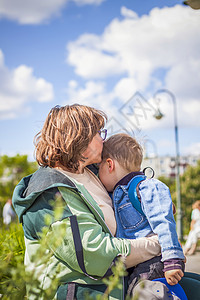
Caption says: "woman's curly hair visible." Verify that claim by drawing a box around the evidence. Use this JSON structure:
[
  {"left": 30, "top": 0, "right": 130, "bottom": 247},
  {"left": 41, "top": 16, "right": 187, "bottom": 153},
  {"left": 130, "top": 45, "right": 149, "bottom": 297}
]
[{"left": 34, "top": 104, "right": 107, "bottom": 172}]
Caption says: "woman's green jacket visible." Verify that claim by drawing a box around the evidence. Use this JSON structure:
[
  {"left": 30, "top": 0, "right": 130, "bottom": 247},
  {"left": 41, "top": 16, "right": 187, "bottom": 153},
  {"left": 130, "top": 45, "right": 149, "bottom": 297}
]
[{"left": 12, "top": 167, "right": 131, "bottom": 300}]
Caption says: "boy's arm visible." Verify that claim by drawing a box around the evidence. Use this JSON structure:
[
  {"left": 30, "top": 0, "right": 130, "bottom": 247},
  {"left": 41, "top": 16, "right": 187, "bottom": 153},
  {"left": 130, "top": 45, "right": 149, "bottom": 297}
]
[{"left": 139, "top": 179, "right": 185, "bottom": 261}]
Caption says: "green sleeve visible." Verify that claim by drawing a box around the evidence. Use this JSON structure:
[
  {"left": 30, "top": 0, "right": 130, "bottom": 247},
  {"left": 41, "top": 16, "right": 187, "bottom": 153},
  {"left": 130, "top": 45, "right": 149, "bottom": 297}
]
[{"left": 47, "top": 187, "right": 131, "bottom": 278}]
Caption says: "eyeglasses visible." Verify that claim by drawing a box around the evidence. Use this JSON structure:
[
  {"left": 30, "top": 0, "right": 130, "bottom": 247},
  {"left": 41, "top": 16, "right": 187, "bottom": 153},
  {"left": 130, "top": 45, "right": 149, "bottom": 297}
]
[{"left": 98, "top": 129, "right": 107, "bottom": 141}]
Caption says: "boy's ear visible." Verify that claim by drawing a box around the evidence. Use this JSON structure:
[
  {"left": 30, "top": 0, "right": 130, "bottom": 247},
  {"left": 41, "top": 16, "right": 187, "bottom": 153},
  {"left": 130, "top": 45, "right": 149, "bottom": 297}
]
[{"left": 106, "top": 158, "right": 115, "bottom": 173}]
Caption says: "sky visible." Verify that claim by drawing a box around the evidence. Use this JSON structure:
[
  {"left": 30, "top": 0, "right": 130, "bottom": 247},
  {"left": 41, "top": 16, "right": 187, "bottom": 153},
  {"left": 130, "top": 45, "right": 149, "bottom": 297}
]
[{"left": 0, "top": 0, "right": 200, "bottom": 160}]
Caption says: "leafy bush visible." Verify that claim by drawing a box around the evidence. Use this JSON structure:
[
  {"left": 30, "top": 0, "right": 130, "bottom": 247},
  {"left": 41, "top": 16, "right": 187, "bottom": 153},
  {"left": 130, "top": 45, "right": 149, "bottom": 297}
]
[
  {"left": 0, "top": 154, "right": 38, "bottom": 221},
  {"left": 159, "top": 160, "right": 200, "bottom": 237},
  {"left": 0, "top": 222, "right": 26, "bottom": 299},
  {"left": 0, "top": 198, "right": 68, "bottom": 300}
]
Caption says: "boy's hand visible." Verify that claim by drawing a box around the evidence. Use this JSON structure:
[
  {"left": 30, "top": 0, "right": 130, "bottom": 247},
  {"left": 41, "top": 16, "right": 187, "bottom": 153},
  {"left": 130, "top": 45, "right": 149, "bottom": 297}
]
[{"left": 164, "top": 269, "right": 184, "bottom": 285}]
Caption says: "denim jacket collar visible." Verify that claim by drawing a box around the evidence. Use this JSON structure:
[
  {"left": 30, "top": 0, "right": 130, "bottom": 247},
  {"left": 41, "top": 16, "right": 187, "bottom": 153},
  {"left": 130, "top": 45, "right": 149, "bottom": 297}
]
[{"left": 114, "top": 171, "right": 144, "bottom": 190}]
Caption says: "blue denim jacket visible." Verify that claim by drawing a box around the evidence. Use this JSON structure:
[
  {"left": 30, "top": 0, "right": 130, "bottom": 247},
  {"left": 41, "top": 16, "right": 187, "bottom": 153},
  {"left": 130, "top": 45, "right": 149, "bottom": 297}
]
[{"left": 113, "top": 175, "right": 184, "bottom": 261}]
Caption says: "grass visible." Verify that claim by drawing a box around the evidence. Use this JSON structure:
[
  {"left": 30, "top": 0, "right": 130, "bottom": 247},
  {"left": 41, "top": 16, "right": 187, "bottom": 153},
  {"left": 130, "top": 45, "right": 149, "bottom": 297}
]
[{"left": 0, "top": 222, "right": 26, "bottom": 299}]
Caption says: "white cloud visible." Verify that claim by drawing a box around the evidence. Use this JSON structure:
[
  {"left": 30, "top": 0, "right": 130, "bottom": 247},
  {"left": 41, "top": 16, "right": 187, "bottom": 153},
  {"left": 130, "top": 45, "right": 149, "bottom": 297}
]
[
  {"left": 0, "top": 0, "right": 105, "bottom": 24},
  {"left": 0, "top": 0, "right": 66, "bottom": 24},
  {"left": 166, "top": 59, "right": 200, "bottom": 100},
  {"left": 183, "top": 142, "right": 200, "bottom": 156},
  {"left": 157, "top": 138, "right": 174, "bottom": 149},
  {"left": 66, "top": 5, "right": 200, "bottom": 128},
  {"left": 74, "top": 0, "right": 105, "bottom": 6},
  {"left": 67, "top": 34, "right": 125, "bottom": 79},
  {"left": 0, "top": 49, "right": 54, "bottom": 120},
  {"left": 65, "top": 79, "right": 115, "bottom": 113},
  {"left": 67, "top": 5, "right": 200, "bottom": 82},
  {"left": 113, "top": 77, "right": 139, "bottom": 101},
  {"left": 67, "top": 79, "right": 106, "bottom": 102},
  {"left": 120, "top": 6, "right": 138, "bottom": 19}
]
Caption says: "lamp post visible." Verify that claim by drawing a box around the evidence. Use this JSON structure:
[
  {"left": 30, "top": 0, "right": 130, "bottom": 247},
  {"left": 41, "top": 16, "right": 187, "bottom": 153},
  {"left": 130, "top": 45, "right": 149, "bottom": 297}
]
[{"left": 153, "top": 89, "right": 183, "bottom": 240}]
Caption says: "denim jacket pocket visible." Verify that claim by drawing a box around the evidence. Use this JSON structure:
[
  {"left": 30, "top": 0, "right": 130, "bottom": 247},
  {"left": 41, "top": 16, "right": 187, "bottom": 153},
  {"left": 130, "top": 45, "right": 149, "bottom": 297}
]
[{"left": 118, "top": 202, "right": 144, "bottom": 229}]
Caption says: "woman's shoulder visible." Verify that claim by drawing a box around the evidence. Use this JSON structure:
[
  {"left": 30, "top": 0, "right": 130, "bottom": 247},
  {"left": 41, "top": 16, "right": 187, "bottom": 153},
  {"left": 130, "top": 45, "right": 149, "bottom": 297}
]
[{"left": 24, "top": 167, "right": 77, "bottom": 196}]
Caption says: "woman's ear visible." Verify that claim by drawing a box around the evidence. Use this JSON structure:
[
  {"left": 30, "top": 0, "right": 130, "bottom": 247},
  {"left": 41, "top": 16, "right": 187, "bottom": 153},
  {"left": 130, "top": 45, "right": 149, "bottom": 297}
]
[{"left": 106, "top": 158, "right": 115, "bottom": 173}]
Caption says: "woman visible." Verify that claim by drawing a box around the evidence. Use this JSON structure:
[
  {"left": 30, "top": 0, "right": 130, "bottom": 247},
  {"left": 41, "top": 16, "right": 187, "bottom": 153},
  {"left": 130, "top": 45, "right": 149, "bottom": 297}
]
[
  {"left": 12, "top": 104, "right": 161, "bottom": 300},
  {"left": 184, "top": 200, "right": 200, "bottom": 255}
]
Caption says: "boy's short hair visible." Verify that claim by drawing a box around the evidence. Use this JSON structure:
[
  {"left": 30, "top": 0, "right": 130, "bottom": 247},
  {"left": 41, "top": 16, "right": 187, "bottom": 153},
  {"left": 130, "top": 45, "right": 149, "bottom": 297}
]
[{"left": 102, "top": 133, "right": 143, "bottom": 172}]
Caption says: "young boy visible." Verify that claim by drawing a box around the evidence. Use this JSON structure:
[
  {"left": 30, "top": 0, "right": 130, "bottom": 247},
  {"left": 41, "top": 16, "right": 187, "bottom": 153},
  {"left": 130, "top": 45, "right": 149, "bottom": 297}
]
[{"left": 98, "top": 133, "right": 185, "bottom": 289}]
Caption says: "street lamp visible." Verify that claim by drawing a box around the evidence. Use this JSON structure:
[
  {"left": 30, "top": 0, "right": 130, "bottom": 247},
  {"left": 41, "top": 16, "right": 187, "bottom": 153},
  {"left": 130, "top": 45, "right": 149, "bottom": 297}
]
[{"left": 153, "top": 89, "right": 183, "bottom": 240}]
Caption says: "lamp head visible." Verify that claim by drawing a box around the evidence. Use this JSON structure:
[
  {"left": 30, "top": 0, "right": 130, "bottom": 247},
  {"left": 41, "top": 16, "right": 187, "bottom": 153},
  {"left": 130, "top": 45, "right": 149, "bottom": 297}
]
[{"left": 153, "top": 109, "right": 164, "bottom": 120}]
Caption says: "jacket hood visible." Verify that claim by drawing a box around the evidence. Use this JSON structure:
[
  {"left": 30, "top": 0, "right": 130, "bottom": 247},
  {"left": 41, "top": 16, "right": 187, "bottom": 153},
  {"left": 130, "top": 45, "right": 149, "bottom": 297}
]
[{"left": 12, "top": 167, "right": 77, "bottom": 222}]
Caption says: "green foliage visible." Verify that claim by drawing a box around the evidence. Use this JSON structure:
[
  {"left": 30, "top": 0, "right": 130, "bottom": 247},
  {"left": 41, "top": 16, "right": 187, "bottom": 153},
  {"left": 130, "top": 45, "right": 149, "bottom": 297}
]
[
  {"left": 181, "top": 160, "right": 200, "bottom": 235},
  {"left": 0, "top": 155, "right": 38, "bottom": 297},
  {"left": 158, "top": 160, "right": 200, "bottom": 237},
  {"left": 0, "top": 196, "right": 68, "bottom": 300},
  {"left": 0, "top": 222, "right": 26, "bottom": 299},
  {"left": 101, "top": 257, "right": 127, "bottom": 300},
  {"left": 0, "top": 154, "right": 38, "bottom": 222},
  {"left": 0, "top": 154, "right": 37, "bottom": 184}
]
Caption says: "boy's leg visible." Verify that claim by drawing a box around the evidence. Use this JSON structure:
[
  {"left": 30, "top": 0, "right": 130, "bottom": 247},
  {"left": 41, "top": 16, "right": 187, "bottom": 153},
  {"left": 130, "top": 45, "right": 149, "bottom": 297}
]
[
  {"left": 131, "top": 279, "right": 181, "bottom": 300},
  {"left": 127, "top": 255, "right": 164, "bottom": 296}
]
